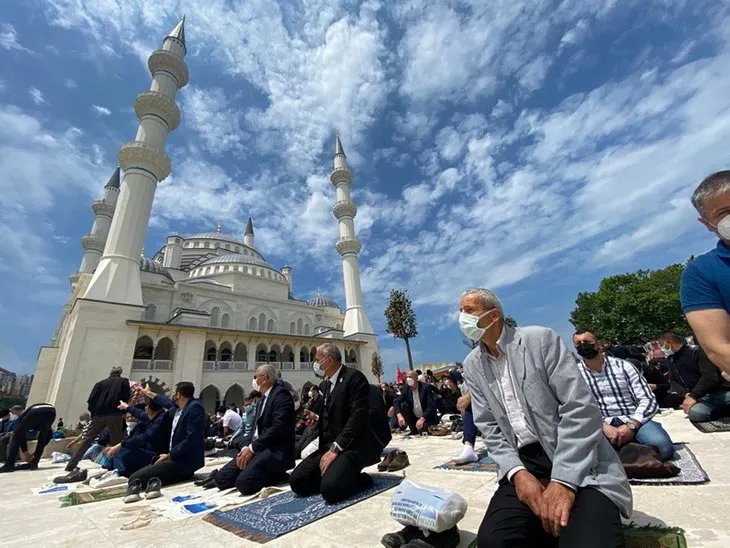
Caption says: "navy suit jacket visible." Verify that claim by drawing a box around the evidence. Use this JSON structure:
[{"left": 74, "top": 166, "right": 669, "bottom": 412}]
[
  {"left": 250, "top": 384, "right": 296, "bottom": 469},
  {"left": 394, "top": 383, "right": 438, "bottom": 423},
  {"left": 122, "top": 408, "right": 167, "bottom": 455}
]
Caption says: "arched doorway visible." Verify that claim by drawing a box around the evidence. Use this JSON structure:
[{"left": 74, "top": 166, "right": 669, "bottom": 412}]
[
  {"left": 348, "top": 349, "right": 357, "bottom": 363},
  {"left": 282, "top": 345, "right": 294, "bottom": 362},
  {"left": 200, "top": 385, "right": 220, "bottom": 413},
  {"left": 204, "top": 340, "right": 217, "bottom": 361},
  {"left": 224, "top": 384, "right": 245, "bottom": 407},
  {"left": 133, "top": 336, "right": 154, "bottom": 359},
  {"left": 309, "top": 346, "right": 317, "bottom": 362},
  {"left": 268, "top": 344, "right": 280, "bottom": 363},
  {"left": 234, "top": 342, "right": 247, "bottom": 361},
  {"left": 219, "top": 341, "right": 233, "bottom": 362},
  {"left": 153, "top": 337, "right": 174, "bottom": 360},
  {"left": 300, "top": 347, "right": 308, "bottom": 363},
  {"left": 256, "top": 343, "right": 268, "bottom": 363}
]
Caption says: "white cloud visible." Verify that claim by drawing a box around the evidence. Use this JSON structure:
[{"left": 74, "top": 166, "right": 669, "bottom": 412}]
[
  {"left": 181, "top": 87, "right": 247, "bottom": 155},
  {"left": 0, "top": 23, "right": 33, "bottom": 53},
  {"left": 91, "top": 104, "right": 111, "bottom": 116},
  {"left": 28, "top": 87, "right": 45, "bottom": 105},
  {"left": 64, "top": 78, "right": 78, "bottom": 88}
]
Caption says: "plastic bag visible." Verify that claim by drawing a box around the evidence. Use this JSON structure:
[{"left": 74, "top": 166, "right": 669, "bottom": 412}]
[
  {"left": 390, "top": 479, "right": 467, "bottom": 533},
  {"left": 51, "top": 452, "right": 71, "bottom": 464}
]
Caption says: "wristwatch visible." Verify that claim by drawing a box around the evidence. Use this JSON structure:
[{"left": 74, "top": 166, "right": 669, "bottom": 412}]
[{"left": 329, "top": 443, "right": 341, "bottom": 455}]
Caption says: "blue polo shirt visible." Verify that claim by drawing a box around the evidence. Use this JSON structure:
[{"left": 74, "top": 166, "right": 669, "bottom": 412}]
[{"left": 680, "top": 240, "right": 730, "bottom": 313}]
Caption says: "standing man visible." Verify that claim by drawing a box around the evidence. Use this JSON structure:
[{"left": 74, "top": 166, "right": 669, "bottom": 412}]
[
  {"left": 0, "top": 403, "right": 57, "bottom": 472},
  {"left": 681, "top": 170, "right": 730, "bottom": 376},
  {"left": 394, "top": 370, "right": 438, "bottom": 435},
  {"left": 55, "top": 367, "right": 131, "bottom": 482},
  {"left": 289, "top": 344, "right": 382, "bottom": 503},
  {"left": 459, "top": 288, "right": 630, "bottom": 548},
  {"left": 214, "top": 365, "right": 296, "bottom": 495},
  {"left": 574, "top": 331, "right": 674, "bottom": 461}
]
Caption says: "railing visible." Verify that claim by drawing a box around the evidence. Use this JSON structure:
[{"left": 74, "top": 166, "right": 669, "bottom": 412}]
[
  {"left": 256, "top": 361, "right": 269, "bottom": 367},
  {"left": 201, "top": 361, "right": 249, "bottom": 372},
  {"left": 346, "top": 362, "right": 360, "bottom": 370},
  {"left": 300, "top": 361, "right": 312, "bottom": 370},
  {"left": 132, "top": 359, "right": 173, "bottom": 371},
  {"left": 202, "top": 361, "right": 216, "bottom": 371},
  {"left": 232, "top": 361, "right": 248, "bottom": 371},
  {"left": 280, "top": 361, "right": 294, "bottom": 371},
  {"left": 154, "top": 360, "right": 172, "bottom": 370},
  {"left": 132, "top": 359, "right": 151, "bottom": 371}
]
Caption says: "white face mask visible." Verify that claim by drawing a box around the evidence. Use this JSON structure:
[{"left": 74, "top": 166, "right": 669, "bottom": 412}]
[
  {"left": 459, "top": 309, "right": 497, "bottom": 341},
  {"left": 252, "top": 378, "right": 260, "bottom": 392},
  {"left": 294, "top": 401, "right": 301, "bottom": 411},
  {"left": 312, "top": 362, "right": 326, "bottom": 378},
  {"left": 715, "top": 215, "right": 730, "bottom": 240},
  {"left": 406, "top": 377, "right": 416, "bottom": 387},
  {"left": 308, "top": 390, "right": 314, "bottom": 398}
]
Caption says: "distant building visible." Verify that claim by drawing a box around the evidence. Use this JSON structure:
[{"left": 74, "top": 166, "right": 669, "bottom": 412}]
[
  {"left": 15, "top": 375, "right": 34, "bottom": 399},
  {"left": 0, "top": 368, "right": 17, "bottom": 395}
]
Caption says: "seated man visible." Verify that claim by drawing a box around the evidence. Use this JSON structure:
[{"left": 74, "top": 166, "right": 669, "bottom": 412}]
[
  {"left": 459, "top": 289, "right": 630, "bottom": 548},
  {"left": 104, "top": 398, "right": 166, "bottom": 477},
  {"left": 215, "top": 365, "right": 295, "bottom": 495},
  {"left": 289, "top": 344, "right": 383, "bottom": 504},
  {"left": 394, "top": 370, "right": 438, "bottom": 435},
  {"left": 0, "top": 403, "right": 57, "bottom": 472},
  {"left": 122, "top": 382, "right": 205, "bottom": 502},
  {"left": 219, "top": 404, "right": 243, "bottom": 438},
  {"left": 660, "top": 332, "right": 730, "bottom": 422},
  {"left": 575, "top": 331, "right": 674, "bottom": 460},
  {"left": 229, "top": 391, "right": 262, "bottom": 450}
]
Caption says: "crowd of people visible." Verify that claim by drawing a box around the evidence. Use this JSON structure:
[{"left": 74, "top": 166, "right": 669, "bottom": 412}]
[{"left": 1, "top": 171, "right": 730, "bottom": 547}]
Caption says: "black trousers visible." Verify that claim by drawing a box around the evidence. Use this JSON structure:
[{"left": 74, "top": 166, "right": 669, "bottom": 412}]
[
  {"left": 66, "top": 414, "right": 125, "bottom": 470},
  {"left": 399, "top": 401, "right": 437, "bottom": 435},
  {"left": 289, "top": 447, "right": 364, "bottom": 503},
  {"left": 128, "top": 459, "right": 193, "bottom": 488},
  {"left": 477, "top": 443, "right": 622, "bottom": 548},
  {"left": 215, "top": 449, "right": 289, "bottom": 495},
  {"left": 6, "top": 407, "right": 56, "bottom": 467}
]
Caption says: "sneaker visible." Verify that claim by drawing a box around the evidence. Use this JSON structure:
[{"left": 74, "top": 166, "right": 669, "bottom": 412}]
[
  {"left": 402, "top": 526, "right": 460, "bottom": 548},
  {"left": 144, "top": 477, "right": 162, "bottom": 500},
  {"left": 123, "top": 480, "right": 143, "bottom": 504},
  {"left": 386, "top": 451, "right": 410, "bottom": 472},
  {"left": 381, "top": 525, "right": 424, "bottom": 548},
  {"left": 378, "top": 451, "right": 396, "bottom": 472},
  {"left": 53, "top": 468, "right": 88, "bottom": 483}
]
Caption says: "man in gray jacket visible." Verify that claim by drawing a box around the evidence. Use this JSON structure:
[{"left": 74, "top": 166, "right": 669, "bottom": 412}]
[{"left": 458, "top": 288, "right": 631, "bottom": 548}]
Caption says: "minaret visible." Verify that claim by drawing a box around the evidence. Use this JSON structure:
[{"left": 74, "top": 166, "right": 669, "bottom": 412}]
[
  {"left": 244, "top": 217, "right": 255, "bottom": 248},
  {"left": 331, "top": 132, "right": 374, "bottom": 336},
  {"left": 83, "top": 16, "right": 188, "bottom": 306},
  {"left": 78, "top": 167, "right": 120, "bottom": 277}
]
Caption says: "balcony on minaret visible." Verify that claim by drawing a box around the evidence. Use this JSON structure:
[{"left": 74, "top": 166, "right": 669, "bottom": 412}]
[
  {"left": 91, "top": 199, "right": 115, "bottom": 218},
  {"left": 81, "top": 234, "right": 105, "bottom": 252},
  {"left": 332, "top": 200, "right": 357, "bottom": 220},
  {"left": 336, "top": 237, "right": 362, "bottom": 256}
]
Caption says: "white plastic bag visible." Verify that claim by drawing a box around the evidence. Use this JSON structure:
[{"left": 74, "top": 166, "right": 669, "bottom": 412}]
[
  {"left": 51, "top": 452, "right": 71, "bottom": 464},
  {"left": 390, "top": 479, "right": 467, "bottom": 533}
]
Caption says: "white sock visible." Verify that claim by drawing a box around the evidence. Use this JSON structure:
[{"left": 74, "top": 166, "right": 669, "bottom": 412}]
[{"left": 453, "top": 443, "right": 479, "bottom": 464}]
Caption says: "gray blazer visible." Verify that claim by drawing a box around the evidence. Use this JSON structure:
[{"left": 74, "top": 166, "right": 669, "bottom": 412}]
[{"left": 463, "top": 325, "right": 632, "bottom": 518}]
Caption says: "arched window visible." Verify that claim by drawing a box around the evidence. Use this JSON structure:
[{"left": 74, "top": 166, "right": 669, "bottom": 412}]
[
  {"left": 133, "top": 336, "right": 154, "bottom": 359},
  {"left": 268, "top": 349, "right": 278, "bottom": 362},
  {"left": 249, "top": 317, "right": 257, "bottom": 330},
  {"left": 297, "top": 318, "right": 303, "bottom": 335},
  {"left": 143, "top": 303, "right": 157, "bottom": 321},
  {"left": 258, "top": 313, "right": 266, "bottom": 331},
  {"left": 348, "top": 349, "right": 357, "bottom": 363},
  {"left": 210, "top": 307, "right": 220, "bottom": 327},
  {"left": 290, "top": 322, "right": 296, "bottom": 334},
  {"left": 221, "top": 313, "right": 230, "bottom": 328},
  {"left": 204, "top": 340, "right": 217, "bottom": 361},
  {"left": 153, "top": 337, "right": 173, "bottom": 360},
  {"left": 256, "top": 346, "right": 267, "bottom": 362},
  {"left": 234, "top": 343, "right": 247, "bottom": 361},
  {"left": 309, "top": 347, "right": 316, "bottom": 362},
  {"left": 267, "top": 319, "right": 275, "bottom": 332},
  {"left": 304, "top": 324, "right": 310, "bottom": 335},
  {"left": 220, "top": 347, "right": 232, "bottom": 361},
  {"left": 300, "top": 348, "right": 308, "bottom": 363}
]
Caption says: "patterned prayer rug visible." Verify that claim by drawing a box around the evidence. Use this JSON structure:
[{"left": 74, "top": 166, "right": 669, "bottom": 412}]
[
  {"left": 691, "top": 416, "right": 730, "bottom": 433},
  {"left": 434, "top": 451, "right": 497, "bottom": 473},
  {"left": 203, "top": 474, "right": 403, "bottom": 543},
  {"left": 629, "top": 443, "right": 708, "bottom": 485}
]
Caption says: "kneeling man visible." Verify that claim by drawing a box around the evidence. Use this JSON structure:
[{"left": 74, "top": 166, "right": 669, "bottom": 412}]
[
  {"left": 215, "top": 365, "right": 295, "bottom": 494},
  {"left": 459, "top": 289, "right": 631, "bottom": 548}
]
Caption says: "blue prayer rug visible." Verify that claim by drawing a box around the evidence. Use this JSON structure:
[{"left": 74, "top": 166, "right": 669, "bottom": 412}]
[
  {"left": 204, "top": 474, "right": 403, "bottom": 543},
  {"left": 434, "top": 451, "right": 497, "bottom": 473}
]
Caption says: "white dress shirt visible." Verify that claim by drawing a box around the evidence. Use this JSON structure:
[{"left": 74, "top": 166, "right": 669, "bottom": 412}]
[
  {"left": 411, "top": 386, "right": 425, "bottom": 418},
  {"left": 170, "top": 408, "right": 182, "bottom": 451},
  {"left": 248, "top": 385, "right": 273, "bottom": 454}
]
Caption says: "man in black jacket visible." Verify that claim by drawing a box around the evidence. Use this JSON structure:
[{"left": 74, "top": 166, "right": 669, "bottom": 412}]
[
  {"left": 394, "top": 370, "right": 438, "bottom": 435},
  {"left": 56, "top": 367, "right": 131, "bottom": 482},
  {"left": 660, "top": 332, "right": 730, "bottom": 422},
  {"left": 215, "top": 364, "right": 296, "bottom": 495},
  {"left": 290, "top": 344, "right": 383, "bottom": 503},
  {"left": 0, "top": 403, "right": 56, "bottom": 472}
]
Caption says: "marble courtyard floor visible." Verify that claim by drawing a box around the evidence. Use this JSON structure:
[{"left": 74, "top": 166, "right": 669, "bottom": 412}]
[{"left": 0, "top": 411, "right": 728, "bottom": 547}]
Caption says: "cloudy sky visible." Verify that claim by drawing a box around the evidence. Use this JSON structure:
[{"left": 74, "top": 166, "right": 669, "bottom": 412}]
[{"left": 1, "top": 0, "right": 728, "bottom": 378}]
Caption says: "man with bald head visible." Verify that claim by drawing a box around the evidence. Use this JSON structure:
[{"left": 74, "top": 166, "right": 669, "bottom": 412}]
[{"left": 394, "top": 370, "right": 437, "bottom": 435}]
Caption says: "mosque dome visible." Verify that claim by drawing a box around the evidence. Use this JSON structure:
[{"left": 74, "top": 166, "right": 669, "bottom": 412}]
[
  {"left": 140, "top": 257, "right": 174, "bottom": 281},
  {"left": 186, "top": 232, "right": 246, "bottom": 246},
  {"left": 307, "top": 292, "right": 340, "bottom": 309},
  {"left": 200, "top": 253, "right": 275, "bottom": 269}
]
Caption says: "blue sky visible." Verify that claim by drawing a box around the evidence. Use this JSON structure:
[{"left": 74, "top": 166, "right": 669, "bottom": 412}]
[{"left": 1, "top": 0, "right": 729, "bottom": 380}]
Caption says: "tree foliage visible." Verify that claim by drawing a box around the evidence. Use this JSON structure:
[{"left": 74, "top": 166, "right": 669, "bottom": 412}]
[
  {"left": 569, "top": 263, "right": 690, "bottom": 343},
  {"left": 504, "top": 315, "right": 518, "bottom": 328},
  {"left": 370, "top": 352, "right": 383, "bottom": 382},
  {"left": 384, "top": 289, "right": 418, "bottom": 370}
]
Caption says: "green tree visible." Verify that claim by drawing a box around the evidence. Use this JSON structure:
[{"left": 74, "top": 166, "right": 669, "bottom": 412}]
[
  {"left": 370, "top": 352, "right": 383, "bottom": 382},
  {"left": 505, "top": 315, "right": 518, "bottom": 328},
  {"left": 384, "top": 289, "right": 418, "bottom": 370},
  {"left": 569, "top": 263, "right": 690, "bottom": 343}
]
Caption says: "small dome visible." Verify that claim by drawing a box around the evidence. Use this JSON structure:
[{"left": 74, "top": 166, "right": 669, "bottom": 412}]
[
  {"left": 200, "top": 253, "right": 275, "bottom": 270},
  {"left": 187, "top": 232, "right": 247, "bottom": 245},
  {"left": 140, "top": 257, "right": 174, "bottom": 281},
  {"left": 307, "top": 292, "right": 340, "bottom": 309}
]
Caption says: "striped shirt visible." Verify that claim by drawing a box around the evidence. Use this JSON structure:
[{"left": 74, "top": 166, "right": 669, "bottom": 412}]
[{"left": 579, "top": 355, "right": 658, "bottom": 425}]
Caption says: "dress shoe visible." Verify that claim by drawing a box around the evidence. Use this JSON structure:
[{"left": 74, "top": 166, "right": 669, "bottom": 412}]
[
  {"left": 15, "top": 462, "right": 38, "bottom": 471},
  {"left": 53, "top": 467, "right": 88, "bottom": 483},
  {"left": 0, "top": 465, "right": 15, "bottom": 474},
  {"left": 386, "top": 451, "right": 410, "bottom": 472},
  {"left": 402, "top": 527, "right": 460, "bottom": 548},
  {"left": 378, "top": 451, "right": 396, "bottom": 471},
  {"left": 381, "top": 525, "right": 424, "bottom": 548}
]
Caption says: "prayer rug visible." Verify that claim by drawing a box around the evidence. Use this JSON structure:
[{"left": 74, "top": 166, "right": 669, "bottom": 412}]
[
  {"left": 629, "top": 444, "right": 708, "bottom": 485},
  {"left": 690, "top": 416, "right": 730, "bottom": 433},
  {"left": 203, "top": 474, "right": 403, "bottom": 543},
  {"left": 434, "top": 451, "right": 497, "bottom": 473},
  {"left": 467, "top": 524, "right": 687, "bottom": 548},
  {"left": 59, "top": 484, "right": 128, "bottom": 507}
]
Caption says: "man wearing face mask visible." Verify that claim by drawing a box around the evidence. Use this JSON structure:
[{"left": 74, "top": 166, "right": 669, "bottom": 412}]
[
  {"left": 459, "top": 288, "right": 630, "bottom": 548},
  {"left": 289, "top": 343, "right": 382, "bottom": 503},
  {"left": 394, "top": 370, "right": 438, "bottom": 435},
  {"left": 681, "top": 171, "right": 730, "bottom": 377},
  {"left": 574, "top": 331, "right": 674, "bottom": 461}
]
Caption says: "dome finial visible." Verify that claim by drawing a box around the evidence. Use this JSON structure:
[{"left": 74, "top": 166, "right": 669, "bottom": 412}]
[
  {"left": 245, "top": 216, "right": 254, "bottom": 236},
  {"left": 140, "top": 247, "right": 145, "bottom": 259},
  {"left": 335, "top": 131, "right": 345, "bottom": 156},
  {"left": 166, "top": 15, "right": 186, "bottom": 51},
  {"left": 216, "top": 221, "right": 222, "bottom": 234}
]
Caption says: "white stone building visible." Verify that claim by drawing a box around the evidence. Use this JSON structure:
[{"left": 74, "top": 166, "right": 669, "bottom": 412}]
[{"left": 28, "top": 17, "right": 378, "bottom": 418}]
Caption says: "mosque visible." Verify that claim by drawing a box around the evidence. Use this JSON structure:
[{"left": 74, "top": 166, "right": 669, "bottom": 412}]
[{"left": 27, "top": 17, "right": 379, "bottom": 419}]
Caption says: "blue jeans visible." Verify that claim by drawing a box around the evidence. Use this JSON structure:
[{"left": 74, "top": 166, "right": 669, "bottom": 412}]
[
  {"left": 635, "top": 420, "right": 674, "bottom": 460},
  {"left": 688, "top": 391, "right": 730, "bottom": 422},
  {"left": 82, "top": 443, "right": 104, "bottom": 462}
]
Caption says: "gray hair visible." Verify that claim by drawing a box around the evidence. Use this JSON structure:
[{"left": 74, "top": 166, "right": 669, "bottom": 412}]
[
  {"left": 318, "top": 343, "right": 342, "bottom": 363},
  {"left": 691, "top": 171, "right": 730, "bottom": 214},
  {"left": 257, "top": 364, "right": 278, "bottom": 383},
  {"left": 110, "top": 366, "right": 123, "bottom": 377},
  {"left": 461, "top": 288, "right": 504, "bottom": 316}
]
